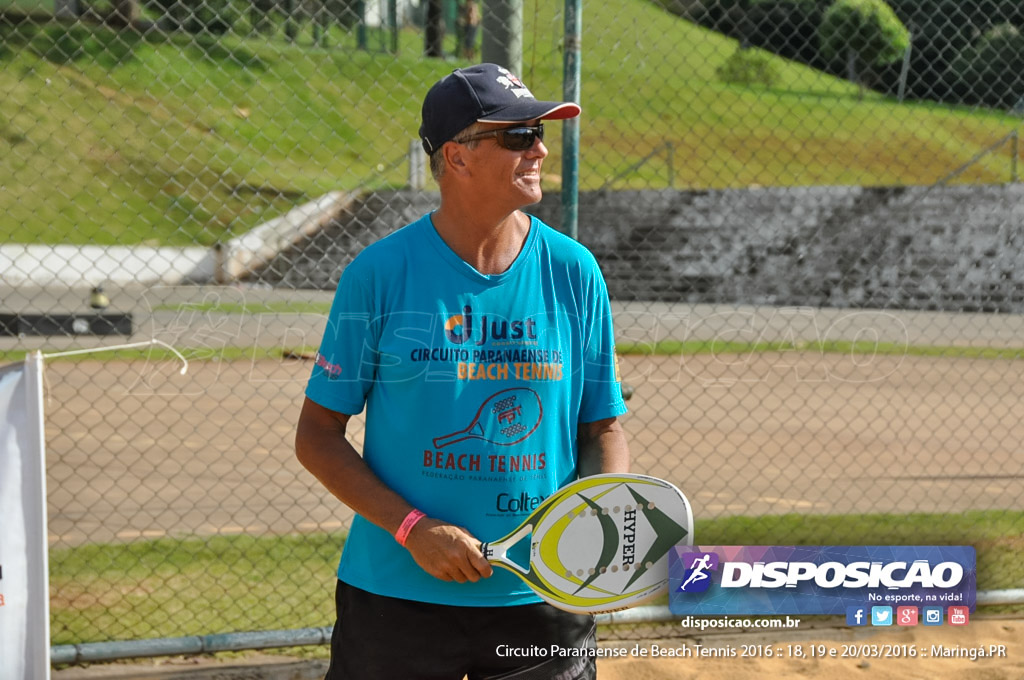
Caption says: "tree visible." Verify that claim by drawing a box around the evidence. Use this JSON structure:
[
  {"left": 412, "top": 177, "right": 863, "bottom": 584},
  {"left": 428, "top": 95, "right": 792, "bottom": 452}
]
[
  {"left": 819, "top": 0, "right": 910, "bottom": 96},
  {"left": 109, "top": 0, "right": 140, "bottom": 26},
  {"left": 424, "top": 0, "right": 444, "bottom": 57}
]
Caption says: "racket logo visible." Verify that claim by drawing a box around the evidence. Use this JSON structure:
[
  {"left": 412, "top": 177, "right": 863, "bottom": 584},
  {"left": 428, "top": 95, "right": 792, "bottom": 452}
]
[
  {"left": 678, "top": 552, "right": 719, "bottom": 593},
  {"left": 432, "top": 388, "right": 542, "bottom": 448},
  {"left": 622, "top": 507, "right": 637, "bottom": 566}
]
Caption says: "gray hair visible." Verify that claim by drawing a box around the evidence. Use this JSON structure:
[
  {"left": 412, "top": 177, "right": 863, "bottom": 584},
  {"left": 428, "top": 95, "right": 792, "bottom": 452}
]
[{"left": 429, "top": 122, "right": 484, "bottom": 181}]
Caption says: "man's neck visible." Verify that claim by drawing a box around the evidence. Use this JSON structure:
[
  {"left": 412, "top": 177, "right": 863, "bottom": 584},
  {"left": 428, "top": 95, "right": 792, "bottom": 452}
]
[{"left": 431, "top": 204, "right": 531, "bottom": 276}]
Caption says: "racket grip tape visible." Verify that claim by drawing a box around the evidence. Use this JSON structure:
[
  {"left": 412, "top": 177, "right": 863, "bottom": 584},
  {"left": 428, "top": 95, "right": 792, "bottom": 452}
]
[{"left": 394, "top": 509, "right": 426, "bottom": 547}]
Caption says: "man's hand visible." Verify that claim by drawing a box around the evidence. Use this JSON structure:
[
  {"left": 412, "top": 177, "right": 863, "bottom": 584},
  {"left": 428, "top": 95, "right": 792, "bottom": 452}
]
[{"left": 403, "top": 518, "right": 494, "bottom": 583}]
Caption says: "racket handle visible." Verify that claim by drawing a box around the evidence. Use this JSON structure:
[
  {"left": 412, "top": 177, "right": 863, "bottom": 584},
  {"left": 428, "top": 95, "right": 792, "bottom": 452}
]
[
  {"left": 481, "top": 541, "right": 523, "bottom": 574},
  {"left": 432, "top": 432, "right": 465, "bottom": 448},
  {"left": 432, "top": 422, "right": 484, "bottom": 449},
  {"left": 478, "top": 524, "right": 532, "bottom": 576}
]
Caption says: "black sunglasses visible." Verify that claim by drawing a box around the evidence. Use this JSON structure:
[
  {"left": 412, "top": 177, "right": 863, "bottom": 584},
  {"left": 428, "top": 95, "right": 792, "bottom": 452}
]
[{"left": 456, "top": 123, "right": 545, "bottom": 151}]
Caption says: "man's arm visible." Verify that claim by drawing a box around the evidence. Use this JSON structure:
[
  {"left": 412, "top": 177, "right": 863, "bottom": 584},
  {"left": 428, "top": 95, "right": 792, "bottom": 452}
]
[
  {"left": 577, "top": 416, "right": 630, "bottom": 477},
  {"left": 295, "top": 396, "right": 492, "bottom": 583}
]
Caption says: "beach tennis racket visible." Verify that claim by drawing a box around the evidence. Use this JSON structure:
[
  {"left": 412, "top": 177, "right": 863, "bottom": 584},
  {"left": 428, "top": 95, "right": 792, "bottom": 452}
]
[
  {"left": 479, "top": 473, "right": 693, "bottom": 614},
  {"left": 433, "top": 387, "right": 542, "bottom": 448}
]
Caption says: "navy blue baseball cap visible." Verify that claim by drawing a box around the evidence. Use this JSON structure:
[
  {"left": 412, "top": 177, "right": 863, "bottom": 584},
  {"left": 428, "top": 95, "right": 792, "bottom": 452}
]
[{"left": 419, "top": 63, "right": 581, "bottom": 154}]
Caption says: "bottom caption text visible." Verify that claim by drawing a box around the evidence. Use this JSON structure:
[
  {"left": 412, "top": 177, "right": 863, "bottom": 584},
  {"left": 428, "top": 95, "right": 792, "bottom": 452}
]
[{"left": 496, "top": 643, "right": 1009, "bottom": 661}]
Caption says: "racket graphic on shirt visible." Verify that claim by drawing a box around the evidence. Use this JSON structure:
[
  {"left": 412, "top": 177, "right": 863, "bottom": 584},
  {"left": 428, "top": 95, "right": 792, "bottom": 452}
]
[
  {"left": 432, "top": 388, "right": 542, "bottom": 448},
  {"left": 479, "top": 473, "right": 693, "bottom": 614}
]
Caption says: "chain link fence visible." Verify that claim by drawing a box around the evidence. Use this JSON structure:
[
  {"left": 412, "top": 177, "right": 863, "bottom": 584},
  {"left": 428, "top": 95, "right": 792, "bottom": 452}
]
[{"left": 1, "top": 0, "right": 1022, "bottom": 653}]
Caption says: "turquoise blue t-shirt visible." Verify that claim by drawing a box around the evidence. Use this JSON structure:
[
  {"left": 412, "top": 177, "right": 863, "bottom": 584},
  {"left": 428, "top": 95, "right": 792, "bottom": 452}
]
[{"left": 305, "top": 213, "right": 626, "bottom": 607}]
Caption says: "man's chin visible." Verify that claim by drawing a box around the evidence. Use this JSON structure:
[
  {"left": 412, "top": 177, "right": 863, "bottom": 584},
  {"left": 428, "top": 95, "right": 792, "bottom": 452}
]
[
  {"left": 515, "top": 178, "right": 543, "bottom": 202},
  {"left": 519, "top": 189, "right": 543, "bottom": 207}
]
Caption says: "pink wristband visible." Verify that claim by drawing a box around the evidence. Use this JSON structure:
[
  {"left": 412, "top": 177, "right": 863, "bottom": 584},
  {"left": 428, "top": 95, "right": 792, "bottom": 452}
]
[{"left": 395, "top": 509, "right": 426, "bottom": 547}]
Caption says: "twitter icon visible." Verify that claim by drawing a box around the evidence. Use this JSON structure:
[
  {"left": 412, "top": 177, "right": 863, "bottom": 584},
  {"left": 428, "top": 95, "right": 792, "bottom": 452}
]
[{"left": 871, "top": 606, "right": 893, "bottom": 626}]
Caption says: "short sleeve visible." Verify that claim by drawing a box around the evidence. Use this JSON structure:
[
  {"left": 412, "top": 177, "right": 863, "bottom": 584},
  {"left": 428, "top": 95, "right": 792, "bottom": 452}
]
[
  {"left": 579, "top": 268, "right": 627, "bottom": 423},
  {"left": 305, "top": 263, "right": 378, "bottom": 415}
]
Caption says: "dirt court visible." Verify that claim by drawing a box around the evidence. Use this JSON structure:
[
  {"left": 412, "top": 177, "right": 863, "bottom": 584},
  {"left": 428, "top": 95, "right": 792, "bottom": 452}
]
[
  {"left": 37, "top": 340, "right": 1024, "bottom": 678},
  {"left": 598, "top": 617, "right": 1024, "bottom": 680},
  {"left": 49, "top": 618, "right": 1024, "bottom": 679},
  {"left": 42, "top": 347, "right": 1024, "bottom": 546}
]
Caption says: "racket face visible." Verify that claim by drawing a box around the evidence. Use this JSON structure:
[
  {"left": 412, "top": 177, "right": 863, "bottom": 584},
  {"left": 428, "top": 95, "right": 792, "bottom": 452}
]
[{"left": 490, "top": 474, "right": 693, "bottom": 614}]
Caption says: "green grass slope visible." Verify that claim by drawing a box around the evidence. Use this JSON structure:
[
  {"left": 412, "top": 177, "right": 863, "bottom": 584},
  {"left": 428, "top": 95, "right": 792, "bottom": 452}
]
[{"left": 1, "top": 0, "right": 1021, "bottom": 245}]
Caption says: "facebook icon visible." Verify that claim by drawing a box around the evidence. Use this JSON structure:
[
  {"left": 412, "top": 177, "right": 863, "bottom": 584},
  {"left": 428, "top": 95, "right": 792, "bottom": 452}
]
[{"left": 846, "top": 606, "right": 868, "bottom": 627}]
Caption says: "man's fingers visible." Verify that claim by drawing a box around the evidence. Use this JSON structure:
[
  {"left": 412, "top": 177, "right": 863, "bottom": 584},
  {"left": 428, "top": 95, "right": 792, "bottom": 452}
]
[
  {"left": 447, "top": 536, "right": 489, "bottom": 583},
  {"left": 404, "top": 519, "right": 493, "bottom": 582},
  {"left": 469, "top": 545, "right": 494, "bottom": 579}
]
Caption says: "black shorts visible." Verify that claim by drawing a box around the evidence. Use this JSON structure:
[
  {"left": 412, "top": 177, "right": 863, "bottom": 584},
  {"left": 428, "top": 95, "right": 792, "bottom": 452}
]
[{"left": 325, "top": 580, "right": 598, "bottom": 680}]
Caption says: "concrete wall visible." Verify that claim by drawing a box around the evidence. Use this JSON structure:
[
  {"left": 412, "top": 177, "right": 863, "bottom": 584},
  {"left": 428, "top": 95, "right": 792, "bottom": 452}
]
[
  {"left": 255, "top": 191, "right": 438, "bottom": 290},
  {"left": 254, "top": 184, "right": 1024, "bottom": 313}
]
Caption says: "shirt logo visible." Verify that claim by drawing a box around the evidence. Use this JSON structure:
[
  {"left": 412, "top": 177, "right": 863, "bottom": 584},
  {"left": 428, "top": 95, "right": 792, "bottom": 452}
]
[
  {"left": 314, "top": 352, "right": 343, "bottom": 380},
  {"left": 443, "top": 306, "right": 537, "bottom": 346}
]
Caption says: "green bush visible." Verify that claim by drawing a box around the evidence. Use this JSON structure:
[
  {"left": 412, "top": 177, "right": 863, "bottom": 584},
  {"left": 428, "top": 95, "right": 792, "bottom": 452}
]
[
  {"left": 32, "top": 25, "right": 91, "bottom": 63},
  {"left": 30, "top": 24, "right": 143, "bottom": 66},
  {"left": 716, "top": 47, "right": 780, "bottom": 87},
  {"left": 819, "top": 0, "right": 910, "bottom": 68},
  {"left": 144, "top": 0, "right": 240, "bottom": 34}
]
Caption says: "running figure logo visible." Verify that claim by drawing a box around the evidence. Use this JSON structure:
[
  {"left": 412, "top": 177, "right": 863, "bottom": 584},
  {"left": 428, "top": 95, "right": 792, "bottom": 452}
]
[{"left": 678, "top": 552, "right": 719, "bottom": 593}]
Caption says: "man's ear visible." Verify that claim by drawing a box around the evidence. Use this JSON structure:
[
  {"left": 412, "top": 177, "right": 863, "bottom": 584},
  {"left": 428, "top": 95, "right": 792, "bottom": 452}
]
[{"left": 442, "top": 141, "right": 471, "bottom": 177}]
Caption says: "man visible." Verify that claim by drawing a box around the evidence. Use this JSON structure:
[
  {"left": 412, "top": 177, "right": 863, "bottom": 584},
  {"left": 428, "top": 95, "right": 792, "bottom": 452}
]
[
  {"left": 459, "top": 0, "right": 481, "bottom": 60},
  {"left": 296, "top": 63, "right": 629, "bottom": 680}
]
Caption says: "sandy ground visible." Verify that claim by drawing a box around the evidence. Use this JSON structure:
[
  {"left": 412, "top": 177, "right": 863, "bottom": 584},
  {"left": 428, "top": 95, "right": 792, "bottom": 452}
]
[
  {"left": 41, "top": 349, "right": 1024, "bottom": 546},
  {"left": 50, "top": 618, "right": 1022, "bottom": 679},
  {"left": 27, "top": 301, "right": 1024, "bottom": 676},
  {"left": 12, "top": 297, "right": 1021, "bottom": 545},
  {"left": 599, "top": 618, "right": 1024, "bottom": 679}
]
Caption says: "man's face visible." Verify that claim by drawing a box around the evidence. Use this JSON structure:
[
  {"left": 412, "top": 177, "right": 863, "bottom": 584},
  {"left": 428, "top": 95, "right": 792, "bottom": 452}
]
[{"left": 460, "top": 119, "right": 549, "bottom": 208}]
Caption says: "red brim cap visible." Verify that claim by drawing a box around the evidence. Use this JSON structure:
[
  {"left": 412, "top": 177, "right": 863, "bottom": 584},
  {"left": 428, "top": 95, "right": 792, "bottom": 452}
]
[
  {"left": 420, "top": 64, "right": 581, "bottom": 154},
  {"left": 478, "top": 101, "right": 582, "bottom": 124}
]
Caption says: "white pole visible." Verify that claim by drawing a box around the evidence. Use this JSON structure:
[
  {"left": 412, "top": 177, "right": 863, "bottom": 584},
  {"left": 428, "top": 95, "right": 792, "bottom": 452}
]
[
  {"left": 25, "top": 352, "right": 51, "bottom": 680},
  {"left": 0, "top": 353, "right": 51, "bottom": 680}
]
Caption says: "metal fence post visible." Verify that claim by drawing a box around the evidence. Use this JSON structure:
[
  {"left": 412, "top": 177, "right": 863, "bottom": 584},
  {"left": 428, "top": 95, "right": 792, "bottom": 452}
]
[
  {"left": 482, "top": 0, "right": 523, "bottom": 73},
  {"left": 561, "top": 0, "right": 581, "bottom": 240}
]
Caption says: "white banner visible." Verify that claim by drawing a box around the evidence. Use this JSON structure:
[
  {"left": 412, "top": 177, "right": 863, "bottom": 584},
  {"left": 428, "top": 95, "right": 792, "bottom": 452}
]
[{"left": 0, "top": 353, "right": 50, "bottom": 680}]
